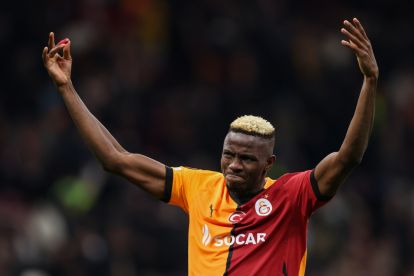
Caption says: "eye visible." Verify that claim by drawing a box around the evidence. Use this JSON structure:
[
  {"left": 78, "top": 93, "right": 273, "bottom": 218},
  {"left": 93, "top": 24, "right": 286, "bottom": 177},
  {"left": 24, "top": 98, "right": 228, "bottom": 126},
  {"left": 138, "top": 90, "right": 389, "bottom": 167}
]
[
  {"left": 240, "top": 155, "right": 256, "bottom": 162},
  {"left": 222, "top": 151, "right": 233, "bottom": 158}
]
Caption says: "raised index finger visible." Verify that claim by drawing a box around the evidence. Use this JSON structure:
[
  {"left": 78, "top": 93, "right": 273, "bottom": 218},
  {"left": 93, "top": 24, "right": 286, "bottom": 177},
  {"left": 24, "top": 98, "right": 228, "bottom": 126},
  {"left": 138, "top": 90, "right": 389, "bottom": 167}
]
[{"left": 48, "top": 32, "right": 55, "bottom": 49}]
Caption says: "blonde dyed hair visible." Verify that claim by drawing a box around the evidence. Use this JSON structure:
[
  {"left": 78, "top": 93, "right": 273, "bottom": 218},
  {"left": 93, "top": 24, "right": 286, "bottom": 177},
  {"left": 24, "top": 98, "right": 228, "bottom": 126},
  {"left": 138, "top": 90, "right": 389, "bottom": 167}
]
[{"left": 229, "top": 115, "right": 275, "bottom": 138}]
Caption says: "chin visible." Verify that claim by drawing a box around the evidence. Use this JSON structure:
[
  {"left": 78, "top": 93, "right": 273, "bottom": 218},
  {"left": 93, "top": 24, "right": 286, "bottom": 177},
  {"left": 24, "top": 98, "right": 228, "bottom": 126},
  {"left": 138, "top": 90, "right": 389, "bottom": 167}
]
[{"left": 226, "top": 180, "right": 247, "bottom": 193}]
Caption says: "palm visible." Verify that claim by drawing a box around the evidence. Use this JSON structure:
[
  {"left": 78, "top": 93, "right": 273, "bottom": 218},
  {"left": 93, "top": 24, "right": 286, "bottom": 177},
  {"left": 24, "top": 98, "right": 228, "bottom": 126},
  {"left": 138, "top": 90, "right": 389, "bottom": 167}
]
[
  {"left": 45, "top": 55, "right": 72, "bottom": 86},
  {"left": 356, "top": 53, "right": 378, "bottom": 78}
]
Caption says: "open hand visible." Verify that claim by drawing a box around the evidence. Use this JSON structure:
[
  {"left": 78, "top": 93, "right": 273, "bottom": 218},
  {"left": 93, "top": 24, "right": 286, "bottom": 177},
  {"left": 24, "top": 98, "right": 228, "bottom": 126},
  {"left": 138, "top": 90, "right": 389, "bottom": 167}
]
[
  {"left": 42, "top": 32, "right": 72, "bottom": 87},
  {"left": 341, "top": 18, "right": 379, "bottom": 79}
]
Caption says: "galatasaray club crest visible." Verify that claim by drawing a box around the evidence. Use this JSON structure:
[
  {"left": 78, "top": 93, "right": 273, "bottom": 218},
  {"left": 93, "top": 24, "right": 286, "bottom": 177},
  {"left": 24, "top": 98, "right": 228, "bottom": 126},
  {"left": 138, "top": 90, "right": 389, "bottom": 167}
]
[
  {"left": 255, "top": 198, "right": 272, "bottom": 216},
  {"left": 228, "top": 211, "right": 246, "bottom": 224}
]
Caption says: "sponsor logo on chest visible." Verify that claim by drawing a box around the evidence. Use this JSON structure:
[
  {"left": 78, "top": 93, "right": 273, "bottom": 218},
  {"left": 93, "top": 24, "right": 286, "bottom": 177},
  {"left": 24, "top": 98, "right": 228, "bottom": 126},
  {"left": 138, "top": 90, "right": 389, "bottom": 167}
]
[
  {"left": 202, "top": 224, "right": 266, "bottom": 247},
  {"left": 202, "top": 197, "right": 274, "bottom": 247}
]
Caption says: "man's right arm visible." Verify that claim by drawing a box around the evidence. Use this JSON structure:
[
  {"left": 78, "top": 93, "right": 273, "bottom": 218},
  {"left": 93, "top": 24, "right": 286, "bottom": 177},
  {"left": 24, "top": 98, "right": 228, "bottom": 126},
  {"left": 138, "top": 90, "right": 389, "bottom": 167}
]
[
  {"left": 59, "top": 82, "right": 167, "bottom": 198},
  {"left": 43, "top": 33, "right": 166, "bottom": 199}
]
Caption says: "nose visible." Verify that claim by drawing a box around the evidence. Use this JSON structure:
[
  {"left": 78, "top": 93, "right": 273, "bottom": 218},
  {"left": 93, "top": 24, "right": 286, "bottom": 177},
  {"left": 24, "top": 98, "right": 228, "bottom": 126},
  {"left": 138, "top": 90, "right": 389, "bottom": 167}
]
[{"left": 228, "top": 157, "right": 243, "bottom": 172}]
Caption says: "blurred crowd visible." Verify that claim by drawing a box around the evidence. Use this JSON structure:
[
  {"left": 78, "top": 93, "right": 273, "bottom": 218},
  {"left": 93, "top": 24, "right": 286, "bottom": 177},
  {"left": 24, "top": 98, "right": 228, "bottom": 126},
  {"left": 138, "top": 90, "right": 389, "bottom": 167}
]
[{"left": 0, "top": 0, "right": 413, "bottom": 275}]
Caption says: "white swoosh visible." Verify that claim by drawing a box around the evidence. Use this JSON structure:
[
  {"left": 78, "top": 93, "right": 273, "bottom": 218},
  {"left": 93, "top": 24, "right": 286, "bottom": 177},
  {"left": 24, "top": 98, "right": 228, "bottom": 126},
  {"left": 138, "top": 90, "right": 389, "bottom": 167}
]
[{"left": 202, "top": 224, "right": 211, "bottom": 246}]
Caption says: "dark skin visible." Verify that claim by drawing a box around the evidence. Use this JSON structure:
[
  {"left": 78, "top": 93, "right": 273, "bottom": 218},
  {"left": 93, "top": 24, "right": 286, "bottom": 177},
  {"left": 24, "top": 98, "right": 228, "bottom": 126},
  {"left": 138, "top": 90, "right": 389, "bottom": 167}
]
[
  {"left": 221, "top": 131, "right": 275, "bottom": 199},
  {"left": 43, "top": 18, "right": 378, "bottom": 199}
]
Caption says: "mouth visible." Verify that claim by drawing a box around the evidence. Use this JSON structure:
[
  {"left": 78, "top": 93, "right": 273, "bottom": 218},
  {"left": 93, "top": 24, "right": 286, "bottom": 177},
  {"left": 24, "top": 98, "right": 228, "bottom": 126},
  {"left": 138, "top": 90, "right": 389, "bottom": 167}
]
[{"left": 225, "top": 174, "right": 244, "bottom": 182}]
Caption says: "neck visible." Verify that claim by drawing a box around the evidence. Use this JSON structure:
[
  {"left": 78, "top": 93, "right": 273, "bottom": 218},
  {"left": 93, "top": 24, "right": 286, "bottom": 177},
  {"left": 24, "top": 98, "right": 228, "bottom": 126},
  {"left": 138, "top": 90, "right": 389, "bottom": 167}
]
[{"left": 227, "top": 178, "right": 266, "bottom": 205}]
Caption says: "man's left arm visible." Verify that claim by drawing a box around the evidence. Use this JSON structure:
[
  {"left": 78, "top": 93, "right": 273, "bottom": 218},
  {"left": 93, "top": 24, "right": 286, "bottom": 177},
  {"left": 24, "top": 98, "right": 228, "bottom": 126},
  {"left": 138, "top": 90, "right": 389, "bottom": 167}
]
[{"left": 314, "top": 18, "right": 379, "bottom": 197}]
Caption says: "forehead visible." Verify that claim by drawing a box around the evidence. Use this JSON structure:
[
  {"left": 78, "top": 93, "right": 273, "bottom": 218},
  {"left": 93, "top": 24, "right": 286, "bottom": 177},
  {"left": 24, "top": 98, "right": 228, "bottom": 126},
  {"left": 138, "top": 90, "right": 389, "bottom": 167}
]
[{"left": 223, "top": 132, "right": 269, "bottom": 152}]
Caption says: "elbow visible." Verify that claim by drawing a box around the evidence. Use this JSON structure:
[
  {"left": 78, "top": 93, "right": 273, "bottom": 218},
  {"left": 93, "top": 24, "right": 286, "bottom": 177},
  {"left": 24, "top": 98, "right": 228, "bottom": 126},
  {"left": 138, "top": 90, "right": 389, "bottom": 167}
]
[
  {"left": 337, "top": 144, "right": 367, "bottom": 169},
  {"left": 338, "top": 154, "right": 363, "bottom": 169},
  {"left": 101, "top": 153, "right": 125, "bottom": 173},
  {"left": 348, "top": 156, "right": 363, "bottom": 167},
  {"left": 102, "top": 162, "right": 116, "bottom": 173}
]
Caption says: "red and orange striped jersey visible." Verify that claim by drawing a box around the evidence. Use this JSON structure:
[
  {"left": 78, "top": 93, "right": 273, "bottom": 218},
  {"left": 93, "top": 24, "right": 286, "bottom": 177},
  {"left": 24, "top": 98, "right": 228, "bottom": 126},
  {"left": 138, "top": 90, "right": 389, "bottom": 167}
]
[{"left": 163, "top": 166, "right": 330, "bottom": 276}]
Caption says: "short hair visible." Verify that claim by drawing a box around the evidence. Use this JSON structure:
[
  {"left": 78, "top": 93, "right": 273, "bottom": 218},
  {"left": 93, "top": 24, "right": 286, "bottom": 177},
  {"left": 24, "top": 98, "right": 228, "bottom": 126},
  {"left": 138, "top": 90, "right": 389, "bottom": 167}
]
[{"left": 229, "top": 115, "right": 275, "bottom": 139}]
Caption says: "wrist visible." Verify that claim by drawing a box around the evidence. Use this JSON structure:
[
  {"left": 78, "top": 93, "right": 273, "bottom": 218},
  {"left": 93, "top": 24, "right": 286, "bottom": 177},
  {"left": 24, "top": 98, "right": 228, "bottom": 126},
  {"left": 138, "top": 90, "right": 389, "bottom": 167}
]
[
  {"left": 57, "top": 80, "right": 74, "bottom": 94},
  {"left": 364, "top": 75, "right": 378, "bottom": 84}
]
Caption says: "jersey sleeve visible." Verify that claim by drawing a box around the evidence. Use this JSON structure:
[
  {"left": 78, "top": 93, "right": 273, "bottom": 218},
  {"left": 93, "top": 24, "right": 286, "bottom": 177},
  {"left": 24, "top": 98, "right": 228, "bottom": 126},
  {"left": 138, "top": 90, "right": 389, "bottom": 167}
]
[
  {"left": 161, "top": 166, "right": 197, "bottom": 213},
  {"left": 283, "top": 169, "right": 332, "bottom": 218}
]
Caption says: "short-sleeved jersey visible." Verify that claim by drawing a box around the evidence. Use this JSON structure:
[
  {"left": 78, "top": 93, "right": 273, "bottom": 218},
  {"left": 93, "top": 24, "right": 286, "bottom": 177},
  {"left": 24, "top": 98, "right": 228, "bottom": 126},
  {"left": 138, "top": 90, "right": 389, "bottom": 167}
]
[{"left": 162, "top": 166, "right": 331, "bottom": 276}]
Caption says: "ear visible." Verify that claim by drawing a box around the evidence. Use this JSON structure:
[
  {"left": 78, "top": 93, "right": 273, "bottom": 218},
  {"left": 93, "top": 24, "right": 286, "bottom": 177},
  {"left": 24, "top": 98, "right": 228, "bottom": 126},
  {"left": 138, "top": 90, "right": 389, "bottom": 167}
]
[{"left": 264, "top": 155, "right": 276, "bottom": 173}]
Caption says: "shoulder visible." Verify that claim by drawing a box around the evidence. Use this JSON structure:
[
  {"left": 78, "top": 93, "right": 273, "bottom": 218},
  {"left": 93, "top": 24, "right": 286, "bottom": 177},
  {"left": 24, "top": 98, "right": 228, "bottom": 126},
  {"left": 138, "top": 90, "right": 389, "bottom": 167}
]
[
  {"left": 172, "top": 166, "right": 222, "bottom": 175},
  {"left": 276, "top": 170, "right": 312, "bottom": 185},
  {"left": 171, "top": 166, "right": 224, "bottom": 182}
]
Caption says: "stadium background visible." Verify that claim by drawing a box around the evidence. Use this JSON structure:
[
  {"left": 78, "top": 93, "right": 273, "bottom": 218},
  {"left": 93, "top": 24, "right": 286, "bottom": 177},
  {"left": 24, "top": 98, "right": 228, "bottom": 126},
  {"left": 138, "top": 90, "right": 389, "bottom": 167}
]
[{"left": 1, "top": 0, "right": 413, "bottom": 275}]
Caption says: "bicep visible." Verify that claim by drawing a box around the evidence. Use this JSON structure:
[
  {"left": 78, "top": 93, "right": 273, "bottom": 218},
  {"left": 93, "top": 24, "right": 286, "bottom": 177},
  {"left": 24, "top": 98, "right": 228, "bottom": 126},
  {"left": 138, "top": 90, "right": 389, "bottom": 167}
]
[
  {"left": 314, "top": 152, "right": 355, "bottom": 197},
  {"left": 114, "top": 153, "right": 167, "bottom": 199}
]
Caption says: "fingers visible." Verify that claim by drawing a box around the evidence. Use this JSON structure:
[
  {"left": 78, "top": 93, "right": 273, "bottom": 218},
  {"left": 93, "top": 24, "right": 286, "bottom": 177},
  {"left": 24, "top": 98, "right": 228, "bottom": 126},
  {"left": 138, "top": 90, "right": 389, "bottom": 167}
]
[
  {"left": 340, "top": 17, "right": 370, "bottom": 52},
  {"left": 343, "top": 19, "right": 365, "bottom": 42},
  {"left": 48, "top": 32, "right": 55, "bottom": 49},
  {"left": 57, "top": 38, "right": 69, "bottom": 46},
  {"left": 63, "top": 40, "right": 72, "bottom": 60},
  {"left": 341, "top": 27, "right": 364, "bottom": 49},
  {"left": 48, "top": 44, "right": 65, "bottom": 58},
  {"left": 340, "top": 40, "right": 364, "bottom": 56},
  {"left": 352, "top": 18, "right": 368, "bottom": 40},
  {"left": 45, "top": 32, "right": 72, "bottom": 60}
]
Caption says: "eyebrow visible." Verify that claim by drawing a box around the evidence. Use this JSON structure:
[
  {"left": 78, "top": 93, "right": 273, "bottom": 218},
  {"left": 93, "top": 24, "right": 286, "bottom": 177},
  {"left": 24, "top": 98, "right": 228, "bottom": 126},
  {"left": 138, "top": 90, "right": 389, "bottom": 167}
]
[{"left": 222, "top": 150, "right": 258, "bottom": 160}]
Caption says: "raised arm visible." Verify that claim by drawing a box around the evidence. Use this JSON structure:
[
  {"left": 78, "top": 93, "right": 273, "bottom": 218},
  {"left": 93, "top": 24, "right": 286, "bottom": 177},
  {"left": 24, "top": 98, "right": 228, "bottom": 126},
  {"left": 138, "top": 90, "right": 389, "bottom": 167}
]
[
  {"left": 314, "top": 18, "right": 379, "bottom": 197},
  {"left": 42, "top": 32, "right": 166, "bottom": 199}
]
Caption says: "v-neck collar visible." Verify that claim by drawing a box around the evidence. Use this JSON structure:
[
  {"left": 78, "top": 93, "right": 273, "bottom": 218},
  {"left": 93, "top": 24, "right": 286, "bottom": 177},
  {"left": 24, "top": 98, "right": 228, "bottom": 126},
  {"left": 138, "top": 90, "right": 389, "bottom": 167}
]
[{"left": 227, "top": 177, "right": 275, "bottom": 206}]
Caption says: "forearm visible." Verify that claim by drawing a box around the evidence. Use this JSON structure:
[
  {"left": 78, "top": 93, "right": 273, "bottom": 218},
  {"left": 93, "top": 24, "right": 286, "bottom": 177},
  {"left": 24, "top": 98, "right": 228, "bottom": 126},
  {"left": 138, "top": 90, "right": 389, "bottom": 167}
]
[
  {"left": 338, "top": 76, "right": 377, "bottom": 165},
  {"left": 96, "top": 118, "right": 127, "bottom": 153},
  {"left": 58, "top": 81, "right": 125, "bottom": 168}
]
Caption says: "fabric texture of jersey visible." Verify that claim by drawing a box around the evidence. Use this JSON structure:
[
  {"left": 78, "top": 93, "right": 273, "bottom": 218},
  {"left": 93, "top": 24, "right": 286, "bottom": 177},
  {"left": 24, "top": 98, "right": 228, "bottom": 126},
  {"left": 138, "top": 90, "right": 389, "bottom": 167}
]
[{"left": 164, "top": 166, "right": 330, "bottom": 276}]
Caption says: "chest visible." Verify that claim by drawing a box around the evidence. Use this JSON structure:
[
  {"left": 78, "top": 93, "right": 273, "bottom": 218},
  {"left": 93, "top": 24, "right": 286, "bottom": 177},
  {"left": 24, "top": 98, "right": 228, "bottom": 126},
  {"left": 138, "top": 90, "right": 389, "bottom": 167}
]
[{"left": 190, "top": 183, "right": 293, "bottom": 240}]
